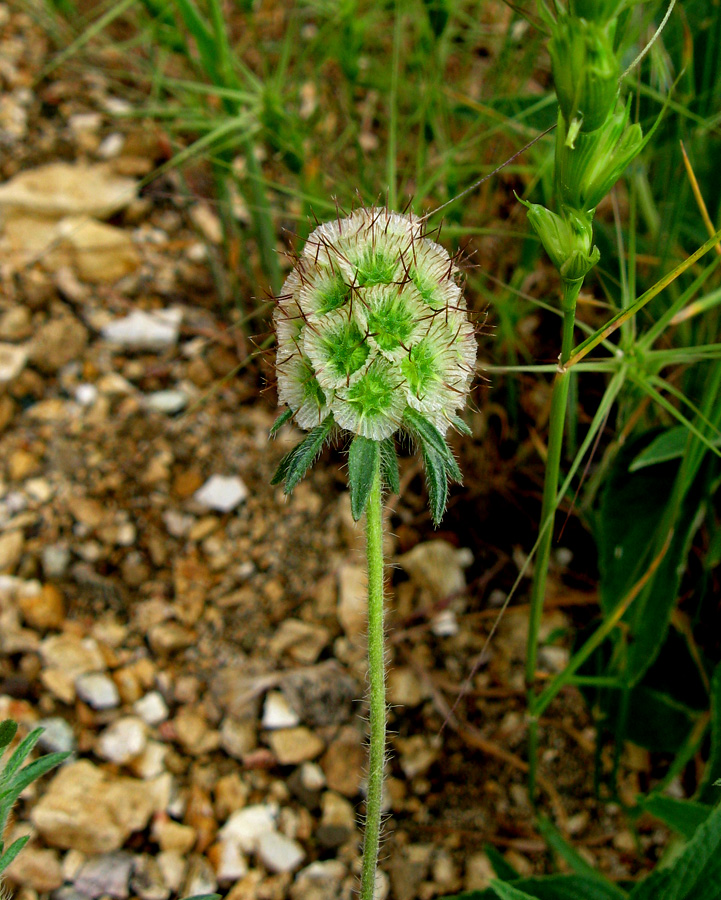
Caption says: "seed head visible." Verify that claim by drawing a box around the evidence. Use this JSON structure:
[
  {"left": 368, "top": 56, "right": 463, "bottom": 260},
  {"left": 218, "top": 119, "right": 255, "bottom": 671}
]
[{"left": 274, "top": 207, "right": 477, "bottom": 441}]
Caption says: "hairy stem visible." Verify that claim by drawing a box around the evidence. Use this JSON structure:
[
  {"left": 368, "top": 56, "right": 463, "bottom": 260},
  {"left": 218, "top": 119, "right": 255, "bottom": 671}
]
[
  {"left": 526, "top": 278, "right": 580, "bottom": 800},
  {"left": 360, "top": 457, "right": 386, "bottom": 900}
]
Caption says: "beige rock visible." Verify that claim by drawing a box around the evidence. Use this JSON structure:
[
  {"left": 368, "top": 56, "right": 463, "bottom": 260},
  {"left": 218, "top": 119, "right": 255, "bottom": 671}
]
[
  {"left": 268, "top": 618, "right": 330, "bottom": 665},
  {"left": 0, "top": 342, "right": 27, "bottom": 383},
  {"left": 0, "top": 394, "right": 15, "bottom": 432},
  {"left": 59, "top": 216, "right": 139, "bottom": 283},
  {"left": 173, "top": 708, "right": 220, "bottom": 756},
  {"left": 8, "top": 448, "right": 41, "bottom": 480},
  {"left": 320, "top": 726, "right": 364, "bottom": 797},
  {"left": 268, "top": 727, "right": 324, "bottom": 765},
  {"left": 0, "top": 305, "right": 32, "bottom": 341},
  {"left": 152, "top": 817, "right": 197, "bottom": 855},
  {"left": 5, "top": 845, "right": 64, "bottom": 892},
  {"left": 31, "top": 760, "right": 155, "bottom": 854},
  {"left": 0, "top": 530, "right": 24, "bottom": 573},
  {"left": 19, "top": 583, "right": 65, "bottom": 629},
  {"left": 29, "top": 315, "right": 88, "bottom": 373},
  {"left": 396, "top": 540, "right": 473, "bottom": 602},
  {"left": 387, "top": 667, "right": 425, "bottom": 707},
  {"left": 337, "top": 563, "right": 367, "bottom": 640},
  {"left": 0, "top": 162, "right": 137, "bottom": 219}
]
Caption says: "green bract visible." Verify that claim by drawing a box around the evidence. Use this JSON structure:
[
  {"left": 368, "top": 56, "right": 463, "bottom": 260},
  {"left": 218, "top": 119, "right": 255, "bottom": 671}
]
[
  {"left": 271, "top": 207, "right": 477, "bottom": 523},
  {"left": 521, "top": 200, "right": 600, "bottom": 284}
]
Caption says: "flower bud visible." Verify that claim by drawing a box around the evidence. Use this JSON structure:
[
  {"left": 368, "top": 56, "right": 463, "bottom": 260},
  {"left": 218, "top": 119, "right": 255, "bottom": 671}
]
[
  {"left": 521, "top": 201, "right": 600, "bottom": 283},
  {"left": 556, "top": 100, "right": 644, "bottom": 212},
  {"left": 549, "top": 16, "right": 619, "bottom": 134},
  {"left": 273, "top": 208, "right": 477, "bottom": 440}
]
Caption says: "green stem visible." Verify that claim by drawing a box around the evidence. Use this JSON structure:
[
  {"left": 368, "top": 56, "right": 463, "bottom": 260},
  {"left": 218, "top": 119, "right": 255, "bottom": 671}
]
[
  {"left": 360, "top": 458, "right": 386, "bottom": 900},
  {"left": 526, "top": 278, "right": 580, "bottom": 800}
]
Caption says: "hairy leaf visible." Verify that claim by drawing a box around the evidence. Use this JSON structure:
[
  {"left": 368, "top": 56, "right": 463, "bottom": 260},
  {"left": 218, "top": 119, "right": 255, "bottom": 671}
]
[
  {"left": 348, "top": 435, "right": 379, "bottom": 521},
  {"left": 380, "top": 436, "right": 400, "bottom": 494},
  {"left": 270, "top": 417, "right": 334, "bottom": 493},
  {"left": 269, "top": 408, "right": 294, "bottom": 439}
]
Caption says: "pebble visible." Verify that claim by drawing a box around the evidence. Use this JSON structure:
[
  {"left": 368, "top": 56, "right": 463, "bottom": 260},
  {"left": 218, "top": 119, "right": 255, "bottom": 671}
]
[
  {"left": 387, "top": 667, "right": 425, "bottom": 707},
  {"left": 182, "top": 855, "right": 218, "bottom": 897},
  {"left": 290, "top": 860, "right": 346, "bottom": 900},
  {"left": 76, "top": 672, "right": 121, "bottom": 709},
  {"left": 337, "top": 563, "right": 367, "bottom": 639},
  {"left": 134, "top": 691, "right": 169, "bottom": 725},
  {"left": 18, "top": 582, "right": 64, "bottom": 630},
  {"left": 152, "top": 817, "right": 197, "bottom": 855},
  {"left": 60, "top": 216, "right": 140, "bottom": 283},
  {"left": 268, "top": 726, "right": 324, "bottom": 765},
  {"left": 193, "top": 474, "right": 249, "bottom": 513},
  {"left": 29, "top": 315, "right": 88, "bottom": 373},
  {"left": 317, "top": 791, "right": 356, "bottom": 849},
  {"left": 257, "top": 830, "right": 305, "bottom": 874},
  {"left": 262, "top": 691, "right": 300, "bottom": 730},
  {"left": 219, "top": 804, "right": 277, "bottom": 854},
  {"left": 268, "top": 617, "right": 330, "bottom": 664},
  {"left": 0, "top": 305, "right": 32, "bottom": 341},
  {"left": 31, "top": 760, "right": 156, "bottom": 854},
  {"left": 214, "top": 838, "right": 249, "bottom": 884},
  {"left": 97, "top": 716, "right": 147, "bottom": 764},
  {"left": 74, "top": 851, "right": 134, "bottom": 899},
  {"left": 4, "top": 845, "right": 64, "bottom": 892},
  {"left": 156, "top": 852, "right": 186, "bottom": 893},
  {"left": 320, "top": 726, "right": 365, "bottom": 797},
  {"left": 220, "top": 717, "right": 257, "bottom": 759},
  {"left": 145, "top": 389, "right": 188, "bottom": 415},
  {"left": 0, "top": 529, "right": 24, "bottom": 573},
  {"left": 0, "top": 342, "right": 27, "bottom": 383},
  {"left": 131, "top": 854, "right": 170, "bottom": 900},
  {"left": 101, "top": 309, "right": 182, "bottom": 351},
  {"left": 37, "top": 716, "right": 77, "bottom": 754},
  {"left": 396, "top": 540, "right": 473, "bottom": 601}
]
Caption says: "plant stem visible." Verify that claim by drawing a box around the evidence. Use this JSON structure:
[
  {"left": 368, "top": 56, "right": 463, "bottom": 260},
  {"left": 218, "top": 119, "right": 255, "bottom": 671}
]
[
  {"left": 526, "top": 278, "right": 580, "bottom": 800},
  {"left": 360, "top": 458, "right": 385, "bottom": 900}
]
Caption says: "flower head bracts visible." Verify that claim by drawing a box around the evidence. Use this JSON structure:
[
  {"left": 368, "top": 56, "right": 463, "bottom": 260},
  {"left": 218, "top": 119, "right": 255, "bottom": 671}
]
[{"left": 271, "top": 207, "right": 477, "bottom": 524}]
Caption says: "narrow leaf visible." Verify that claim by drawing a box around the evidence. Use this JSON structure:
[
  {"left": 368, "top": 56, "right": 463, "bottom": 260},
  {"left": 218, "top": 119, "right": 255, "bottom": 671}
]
[
  {"left": 380, "top": 437, "right": 400, "bottom": 494},
  {"left": 269, "top": 408, "right": 294, "bottom": 439},
  {"left": 403, "top": 408, "right": 463, "bottom": 483},
  {"left": 0, "top": 720, "right": 17, "bottom": 755},
  {"left": 348, "top": 436, "right": 379, "bottom": 521},
  {"left": 490, "top": 881, "right": 541, "bottom": 900},
  {"left": 453, "top": 414, "right": 473, "bottom": 436},
  {"left": 283, "top": 417, "right": 334, "bottom": 494},
  {"left": 537, "top": 815, "right": 613, "bottom": 883},
  {"left": 2, "top": 752, "right": 69, "bottom": 801},
  {"left": 640, "top": 795, "right": 712, "bottom": 840},
  {"left": 484, "top": 844, "right": 520, "bottom": 881},
  {"left": 0, "top": 835, "right": 30, "bottom": 874},
  {"left": 1, "top": 728, "right": 43, "bottom": 784},
  {"left": 699, "top": 662, "right": 721, "bottom": 803},
  {"left": 420, "top": 443, "right": 448, "bottom": 527}
]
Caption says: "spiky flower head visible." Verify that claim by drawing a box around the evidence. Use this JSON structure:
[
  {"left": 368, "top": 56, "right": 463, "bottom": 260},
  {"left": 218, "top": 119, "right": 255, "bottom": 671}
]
[{"left": 271, "top": 207, "right": 478, "bottom": 524}]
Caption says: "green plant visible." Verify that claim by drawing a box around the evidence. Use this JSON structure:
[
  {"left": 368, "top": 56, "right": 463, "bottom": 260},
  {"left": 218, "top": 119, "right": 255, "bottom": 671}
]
[
  {"left": 270, "top": 206, "right": 477, "bottom": 898},
  {"left": 0, "top": 720, "right": 68, "bottom": 882}
]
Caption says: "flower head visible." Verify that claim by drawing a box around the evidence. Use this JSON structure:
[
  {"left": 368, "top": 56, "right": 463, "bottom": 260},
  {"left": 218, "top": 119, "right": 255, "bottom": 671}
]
[{"left": 274, "top": 207, "right": 477, "bottom": 441}]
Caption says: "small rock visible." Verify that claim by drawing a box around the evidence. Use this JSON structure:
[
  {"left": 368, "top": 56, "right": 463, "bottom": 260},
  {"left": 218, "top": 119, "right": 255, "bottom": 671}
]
[
  {"left": 29, "top": 315, "right": 88, "bottom": 373},
  {"left": 256, "top": 830, "right": 305, "bottom": 874},
  {"left": 267, "top": 727, "right": 324, "bottom": 765},
  {"left": 282, "top": 660, "right": 358, "bottom": 727},
  {"left": 316, "top": 791, "right": 356, "bottom": 849},
  {"left": 156, "top": 851, "right": 186, "bottom": 893},
  {"left": 173, "top": 708, "right": 220, "bottom": 755},
  {"left": 220, "top": 717, "right": 257, "bottom": 759},
  {"left": 396, "top": 540, "right": 473, "bottom": 601},
  {"left": 76, "top": 672, "right": 121, "bottom": 709},
  {"left": 5, "top": 845, "right": 64, "bottom": 892},
  {"left": 129, "top": 740, "right": 168, "bottom": 779},
  {"left": 145, "top": 389, "right": 188, "bottom": 415},
  {"left": 320, "top": 726, "right": 365, "bottom": 797},
  {"left": 337, "top": 563, "right": 367, "bottom": 639},
  {"left": 152, "top": 817, "right": 197, "bottom": 855},
  {"left": 31, "top": 760, "right": 155, "bottom": 853},
  {"left": 389, "top": 844, "right": 434, "bottom": 900},
  {"left": 0, "top": 530, "right": 24, "bottom": 573},
  {"left": 37, "top": 717, "right": 77, "bottom": 754},
  {"left": 465, "top": 852, "right": 494, "bottom": 890},
  {"left": 59, "top": 216, "right": 139, "bottom": 283},
  {"left": 131, "top": 854, "right": 170, "bottom": 900},
  {"left": 182, "top": 855, "right": 218, "bottom": 897},
  {"left": 18, "top": 582, "right": 64, "bottom": 629},
  {"left": 0, "top": 342, "right": 27, "bottom": 383},
  {"left": 0, "top": 162, "right": 137, "bottom": 219},
  {"left": 268, "top": 618, "right": 330, "bottom": 665},
  {"left": 74, "top": 852, "right": 134, "bottom": 899},
  {"left": 40, "top": 633, "right": 105, "bottom": 674},
  {"left": 262, "top": 691, "right": 300, "bottom": 730},
  {"left": 290, "top": 860, "right": 347, "bottom": 900},
  {"left": 147, "top": 621, "right": 195, "bottom": 654},
  {"left": 214, "top": 839, "right": 249, "bottom": 884},
  {"left": 0, "top": 305, "right": 32, "bottom": 341},
  {"left": 395, "top": 734, "right": 440, "bottom": 779},
  {"left": 387, "top": 667, "right": 425, "bottom": 707},
  {"left": 193, "top": 474, "right": 249, "bottom": 513},
  {"left": 219, "top": 804, "right": 277, "bottom": 854},
  {"left": 134, "top": 691, "right": 169, "bottom": 725},
  {"left": 101, "top": 309, "right": 182, "bottom": 351},
  {"left": 97, "top": 716, "right": 147, "bottom": 764},
  {"left": 214, "top": 772, "right": 250, "bottom": 820}
]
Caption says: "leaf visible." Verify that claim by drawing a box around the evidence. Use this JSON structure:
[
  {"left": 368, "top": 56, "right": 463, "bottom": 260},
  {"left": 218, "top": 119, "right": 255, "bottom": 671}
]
[
  {"left": 696, "top": 662, "right": 721, "bottom": 802},
  {"left": 0, "top": 834, "right": 30, "bottom": 874},
  {"left": 484, "top": 844, "right": 520, "bottom": 881},
  {"left": 268, "top": 408, "right": 294, "bottom": 439},
  {"left": 491, "top": 882, "right": 540, "bottom": 900},
  {"left": 270, "top": 417, "right": 333, "bottom": 493},
  {"left": 380, "top": 437, "right": 400, "bottom": 494},
  {"left": 629, "top": 427, "right": 691, "bottom": 471},
  {"left": 0, "top": 720, "right": 17, "bottom": 755},
  {"left": 639, "top": 795, "right": 712, "bottom": 840},
  {"left": 420, "top": 442, "right": 448, "bottom": 527},
  {"left": 1, "top": 727, "right": 43, "bottom": 785},
  {"left": 348, "top": 435, "right": 379, "bottom": 521},
  {"left": 537, "top": 816, "right": 616, "bottom": 885},
  {"left": 0, "top": 752, "right": 70, "bottom": 810},
  {"left": 403, "top": 407, "right": 463, "bottom": 483},
  {"left": 453, "top": 414, "right": 473, "bottom": 436},
  {"left": 629, "top": 799, "right": 721, "bottom": 900},
  {"left": 439, "top": 875, "right": 628, "bottom": 900}
]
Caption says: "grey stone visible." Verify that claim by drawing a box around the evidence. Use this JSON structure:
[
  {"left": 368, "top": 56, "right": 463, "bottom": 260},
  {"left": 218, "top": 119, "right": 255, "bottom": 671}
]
[
  {"left": 74, "top": 852, "right": 134, "bottom": 899},
  {"left": 76, "top": 672, "right": 120, "bottom": 709},
  {"left": 256, "top": 830, "right": 305, "bottom": 874},
  {"left": 193, "top": 475, "right": 248, "bottom": 513}
]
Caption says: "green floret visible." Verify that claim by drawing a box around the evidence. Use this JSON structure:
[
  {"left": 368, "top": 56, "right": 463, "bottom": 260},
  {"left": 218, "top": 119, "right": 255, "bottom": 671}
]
[
  {"left": 320, "top": 320, "right": 370, "bottom": 380},
  {"left": 316, "top": 272, "right": 350, "bottom": 314},
  {"left": 354, "top": 247, "right": 399, "bottom": 286},
  {"left": 366, "top": 290, "right": 418, "bottom": 352},
  {"left": 401, "top": 338, "right": 441, "bottom": 398}
]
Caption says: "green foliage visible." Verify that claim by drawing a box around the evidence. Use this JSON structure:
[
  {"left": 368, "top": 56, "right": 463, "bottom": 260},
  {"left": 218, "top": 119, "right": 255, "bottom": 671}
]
[
  {"left": 270, "top": 416, "right": 335, "bottom": 494},
  {"left": 0, "top": 720, "right": 68, "bottom": 881},
  {"left": 348, "top": 435, "right": 380, "bottom": 521}
]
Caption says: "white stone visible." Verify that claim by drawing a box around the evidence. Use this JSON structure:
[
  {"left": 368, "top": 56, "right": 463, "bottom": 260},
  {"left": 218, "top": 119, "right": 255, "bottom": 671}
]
[
  {"left": 262, "top": 691, "right": 300, "bottom": 730},
  {"left": 0, "top": 342, "right": 27, "bottom": 383},
  {"left": 145, "top": 389, "right": 188, "bottom": 415},
  {"left": 219, "top": 804, "right": 277, "bottom": 854},
  {"left": 75, "top": 672, "right": 120, "bottom": 709},
  {"left": 97, "top": 716, "right": 147, "bottom": 764},
  {"left": 193, "top": 475, "right": 248, "bottom": 513},
  {"left": 75, "top": 383, "right": 98, "bottom": 406},
  {"left": 97, "top": 133, "right": 125, "bottom": 159},
  {"left": 257, "top": 830, "right": 305, "bottom": 874},
  {"left": 431, "top": 608, "right": 459, "bottom": 637},
  {"left": 299, "top": 762, "right": 326, "bottom": 792},
  {"left": 101, "top": 309, "right": 182, "bottom": 351},
  {"left": 134, "top": 691, "right": 169, "bottom": 725},
  {"left": 215, "top": 838, "right": 249, "bottom": 883}
]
